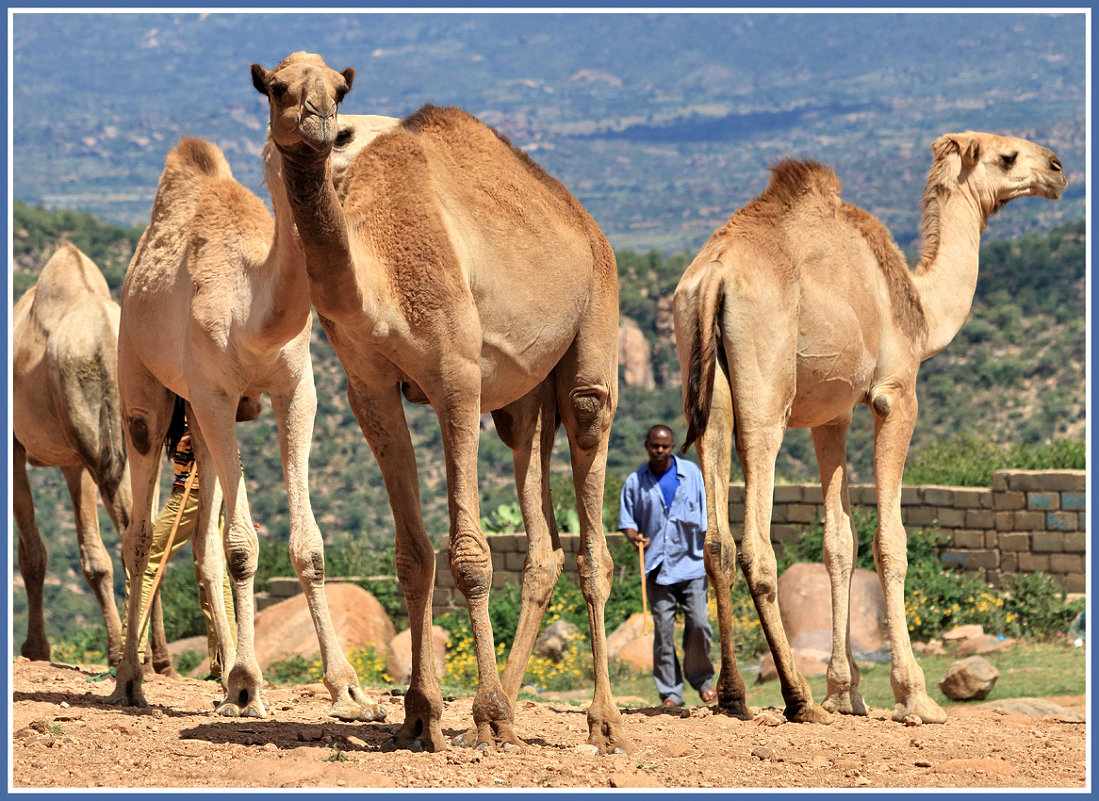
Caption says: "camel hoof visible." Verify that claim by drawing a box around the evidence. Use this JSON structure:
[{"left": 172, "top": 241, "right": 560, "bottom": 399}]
[
  {"left": 241, "top": 702, "right": 267, "bottom": 719},
  {"left": 215, "top": 702, "right": 241, "bottom": 717},
  {"left": 785, "top": 701, "right": 833, "bottom": 725},
  {"left": 451, "top": 729, "right": 477, "bottom": 748},
  {"left": 330, "top": 701, "right": 387, "bottom": 722},
  {"left": 892, "top": 698, "right": 947, "bottom": 725},
  {"left": 821, "top": 692, "right": 867, "bottom": 716}
]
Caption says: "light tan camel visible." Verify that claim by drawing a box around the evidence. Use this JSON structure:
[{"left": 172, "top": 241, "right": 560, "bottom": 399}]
[
  {"left": 109, "top": 115, "right": 396, "bottom": 719},
  {"left": 252, "top": 52, "right": 626, "bottom": 754},
  {"left": 13, "top": 244, "right": 131, "bottom": 665},
  {"left": 673, "top": 133, "right": 1066, "bottom": 725},
  {"left": 13, "top": 245, "right": 194, "bottom": 676}
]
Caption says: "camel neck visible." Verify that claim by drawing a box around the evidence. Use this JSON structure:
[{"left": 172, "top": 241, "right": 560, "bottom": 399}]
[
  {"left": 913, "top": 184, "right": 987, "bottom": 359},
  {"left": 277, "top": 145, "right": 360, "bottom": 321}
]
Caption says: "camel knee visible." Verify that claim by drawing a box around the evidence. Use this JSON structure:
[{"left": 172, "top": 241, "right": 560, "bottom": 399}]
[
  {"left": 521, "top": 551, "right": 564, "bottom": 609},
  {"left": 226, "top": 544, "right": 257, "bottom": 584},
  {"left": 290, "top": 546, "right": 325, "bottom": 585},
  {"left": 125, "top": 413, "right": 154, "bottom": 456},
  {"left": 738, "top": 553, "right": 778, "bottom": 602},
  {"left": 567, "top": 386, "right": 611, "bottom": 452},
  {"left": 576, "top": 543, "right": 613, "bottom": 606},
  {"left": 449, "top": 533, "right": 492, "bottom": 601}
]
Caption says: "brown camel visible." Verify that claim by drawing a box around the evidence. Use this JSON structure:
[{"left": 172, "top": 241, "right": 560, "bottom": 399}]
[
  {"left": 109, "top": 115, "right": 395, "bottom": 719},
  {"left": 673, "top": 133, "right": 1066, "bottom": 725},
  {"left": 251, "top": 52, "right": 626, "bottom": 753}
]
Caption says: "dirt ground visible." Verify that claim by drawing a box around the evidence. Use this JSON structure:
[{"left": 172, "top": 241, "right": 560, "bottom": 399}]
[{"left": 9, "top": 656, "right": 1088, "bottom": 790}]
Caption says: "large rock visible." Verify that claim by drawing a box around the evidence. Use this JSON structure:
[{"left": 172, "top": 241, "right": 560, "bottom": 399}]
[
  {"left": 615, "top": 633, "right": 655, "bottom": 673},
  {"left": 607, "top": 613, "right": 650, "bottom": 659},
  {"left": 386, "top": 625, "right": 449, "bottom": 685},
  {"left": 618, "top": 317, "right": 655, "bottom": 390},
  {"left": 534, "top": 619, "right": 581, "bottom": 662},
  {"left": 775, "top": 562, "right": 887, "bottom": 656},
  {"left": 253, "top": 582, "right": 395, "bottom": 671},
  {"left": 939, "top": 655, "right": 999, "bottom": 700}
]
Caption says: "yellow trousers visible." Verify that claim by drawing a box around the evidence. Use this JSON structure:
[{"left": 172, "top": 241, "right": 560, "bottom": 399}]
[{"left": 122, "top": 485, "right": 237, "bottom": 676}]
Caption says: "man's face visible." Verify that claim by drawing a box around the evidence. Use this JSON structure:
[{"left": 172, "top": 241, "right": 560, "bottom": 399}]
[{"left": 645, "top": 429, "right": 674, "bottom": 472}]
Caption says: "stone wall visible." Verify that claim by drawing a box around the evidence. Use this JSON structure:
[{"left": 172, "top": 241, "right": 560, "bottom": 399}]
[{"left": 262, "top": 470, "right": 1086, "bottom": 621}]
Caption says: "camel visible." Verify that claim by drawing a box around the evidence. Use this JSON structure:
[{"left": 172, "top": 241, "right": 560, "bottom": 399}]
[
  {"left": 108, "top": 114, "right": 397, "bottom": 719},
  {"left": 673, "top": 133, "right": 1066, "bottom": 725},
  {"left": 251, "top": 52, "right": 627, "bottom": 754}
]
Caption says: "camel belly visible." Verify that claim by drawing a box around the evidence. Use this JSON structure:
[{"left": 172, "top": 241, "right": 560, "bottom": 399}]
[{"left": 788, "top": 347, "right": 875, "bottom": 429}]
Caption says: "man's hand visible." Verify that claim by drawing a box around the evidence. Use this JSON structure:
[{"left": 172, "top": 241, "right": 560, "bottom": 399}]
[{"left": 622, "top": 528, "right": 650, "bottom": 548}]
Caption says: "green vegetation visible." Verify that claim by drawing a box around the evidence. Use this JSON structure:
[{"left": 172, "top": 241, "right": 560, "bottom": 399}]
[{"left": 904, "top": 435, "right": 1085, "bottom": 487}]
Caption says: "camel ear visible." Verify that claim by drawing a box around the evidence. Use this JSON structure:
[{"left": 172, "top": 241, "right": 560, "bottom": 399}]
[
  {"left": 341, "top": 67, "right": 355, "bottom": 92},
  {"left": 251, "top": 63, "right": 271, "bottom": 95},
  {"left": 930, "top": 134, "right": 959, "bottom": 161},
  {"left": 960, "top": 138, "right": 980, "bottom": 168}
]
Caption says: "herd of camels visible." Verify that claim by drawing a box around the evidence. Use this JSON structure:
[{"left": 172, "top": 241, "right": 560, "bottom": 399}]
[{"left": 13, "top": 51, "right": 1067, "bottom": 754}]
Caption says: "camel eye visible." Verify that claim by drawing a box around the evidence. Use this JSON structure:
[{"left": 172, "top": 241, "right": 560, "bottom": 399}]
[
  {"left": 1001, "top": 152, "right": 1018, "bottom": 169},
  {"left": 270, "top": 81, "right": 288, "bottom": 100},
  {"left": 335, "top": 128, "right": 354, "bottom": 149}
]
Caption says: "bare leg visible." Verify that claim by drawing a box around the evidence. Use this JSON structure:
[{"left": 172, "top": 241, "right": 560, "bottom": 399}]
[
  {"left": 348, "top": 378, "right": 444, "bottom": 751},
  {"left": 13, "top": 439, "right": 52, "bottom": 662},
  {"left": 812, "top": 422, "right": 866, "bottom": 716},
  {"left": 271, "top": 369, "right": 385, "bottom": 722},
  {"left": 872, "top": 391, "right": 946, "bottom": 724},
  {"left": 690, "top": 356, "right": 752, "bottom": 718}
]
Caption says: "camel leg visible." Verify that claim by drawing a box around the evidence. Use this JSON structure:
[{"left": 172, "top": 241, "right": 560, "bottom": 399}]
[
  {"left": 557, "top": 337, "right": 632, "bottom": 755},
  {"left": 148, "top": 589, "right": 177, "bottom": 676},
  {"left": 495, "top": 380, "right": 565, "bottom": 705},
  {"left": 347, "top": 378, "right": 444, "bottom": 751},
  {"left": 185, "top": 424, "right": 240, "bottom": 694},
  {"left": 13, "top": 439, "right": 52, "bottom": 662},
  {"left": 812, "top": 422, "right": 866, "bottom": 716},
  {"left": 871, "top": 391, "right": 947, "bottom": 724},
  {"left": 691, "top": 354, "right": 752, "bottom": 718},
  {"left": 60, "top": 465, "right": 124, "bottom": 670},
  {"left": 431, "top": 364, "right": 520, "bottom": 752},
  {"left": 270, "top": 372, "right": 385, "bottom": 722},
  {"left": 110, "top": 400, "right": 170, "bottom": 707},
  {"left": 186, "top": 401, "right": 266, "bottom": 718}
]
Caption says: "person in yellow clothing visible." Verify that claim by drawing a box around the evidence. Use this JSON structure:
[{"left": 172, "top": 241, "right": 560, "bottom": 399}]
[{"left": 122, "top": 421, "right": 238, "bottom": 680}]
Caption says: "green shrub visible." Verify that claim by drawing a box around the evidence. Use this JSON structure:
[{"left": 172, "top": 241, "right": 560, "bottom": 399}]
[
  {"left": 904, "top": 434, "right": 1084, "bottom": 487},
  {"left": 51, "top": 625, "right": 109, "bottom": 665},
  {"left": 999, "top": 572, "right": 1085, "bottom": 639},
  {"left": 265, "top": 654, "right": 322, "bottom": 686}
]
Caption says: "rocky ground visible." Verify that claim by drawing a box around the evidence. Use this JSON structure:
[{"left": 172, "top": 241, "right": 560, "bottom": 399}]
[{"left": 10, "top": 656, "right": 1087, "bottom": 790}]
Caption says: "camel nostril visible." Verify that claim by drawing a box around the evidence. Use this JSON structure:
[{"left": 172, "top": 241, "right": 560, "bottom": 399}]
[{"left": 1051, "top": 157, "right": 1063, "bottom": 172}]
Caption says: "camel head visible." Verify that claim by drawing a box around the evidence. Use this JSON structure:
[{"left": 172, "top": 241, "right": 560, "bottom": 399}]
[
  {"left": 930, "top": 132, "right": 1067, "bottom": 213},
  {"left": 251, "top": 51, "right": 355, "bottom": 153}
]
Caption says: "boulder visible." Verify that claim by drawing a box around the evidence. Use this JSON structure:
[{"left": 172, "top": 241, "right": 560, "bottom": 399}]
[
  {"left": 939, "top": 655, "right": 999, "bottom": 701},
  {"left": 607, "top": 613, "right": 650, "bottom": 659},
  {"left": 253, "top": 582, "right": 395, "bottom": 671},
  {"left": 534, "top": 619, "right": 581, "bottom": 662},
  {"left": 941, "top": 624, "right": 985, "bottom": 642},
  {"left": 955, "top": 634, "right": 1013, "bottom": 657},
  {"left": 615, "top": 633, "right": 655, "bottom": 673},
  {"left": 618, "top": 317, "right": 655, "bottom": 390},
  {"left": 386, "top": 625, "right": 449, "bottom": 685},
  {"left": 776, "top": 563, "right": 887, "bottom": 657},
  {"left": 755, "top": 648, "right": 830, "bottom": 684}
]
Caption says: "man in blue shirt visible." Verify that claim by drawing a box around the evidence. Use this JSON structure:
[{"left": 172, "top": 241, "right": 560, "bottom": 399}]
[{"left": 618, "top": 424, "right": 716, "bottom": 708}]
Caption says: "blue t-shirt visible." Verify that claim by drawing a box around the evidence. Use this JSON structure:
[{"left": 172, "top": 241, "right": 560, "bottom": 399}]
[{"left": 617, "top": 455, "right": 707, "bottom": 585}]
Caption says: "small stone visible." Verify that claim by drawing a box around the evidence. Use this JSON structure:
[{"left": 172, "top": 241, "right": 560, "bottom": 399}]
[
  {"left": 915, "top": 760, "right": 933, "bottom": 768},
  {"left": 59, "top": 701, "right": 70, "bottom": 709},
  {"left": 903, "top": 715, "right": 923, "bottom": 726},
  {"left": 750, "top": 747, "right": 774, "bottom": 761},
  {"left": 263, "top": 742, "right": 278, "bottom": 752},
  {"left": 346, "top": 736, "right": 368, "bottom": 748},
  {"left": 574, "top": 743, "right": 600, "bottom": 756}
]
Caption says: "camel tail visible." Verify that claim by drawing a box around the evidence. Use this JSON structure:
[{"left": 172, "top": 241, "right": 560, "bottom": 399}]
[{"left": 681, "top": 267, "right": 724, "bottom": 454}]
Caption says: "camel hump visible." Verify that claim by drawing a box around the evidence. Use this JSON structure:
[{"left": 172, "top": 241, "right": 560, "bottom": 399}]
[
  {"left": 168, "top": 137, "right": 232, "bottom": 179},
  {"left": 30, "top": 244, "right": 113, "bottom": 330},
  {"left": 765, "top": 158, "right": 843, "bottom": 204}
]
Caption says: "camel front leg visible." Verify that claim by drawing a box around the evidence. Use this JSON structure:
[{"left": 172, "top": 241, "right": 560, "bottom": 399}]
[
  {"left": 60, "top": 465, "right": 124, "bottom": 669},
  {"left": 690, "top": 358, "right": 751, "bottom": 718},
  {"left": 348, "top": 379, "right": 444, "bottom": 751},
  {"left": 271, "top": 373, "right": 385, "bottom": 722},
  {"left": 13, "top": 439, "right": 52, "bottom": 662},
  {"left": 811, "top": 422, "right": 866, "bottom": 716},
  {"left": 434, "top": 368, "right": 519, "bottom": 751},
  {"left": 872, "top": 390, "right": 947, "bottom": 724},
  {"left": 187, "top": 400, "right": 265, "bottom": 718}
]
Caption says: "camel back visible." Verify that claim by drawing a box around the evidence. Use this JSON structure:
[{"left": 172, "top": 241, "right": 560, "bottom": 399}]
[{"left": 30, "top": 244, "right": 112, "bottom": 332}]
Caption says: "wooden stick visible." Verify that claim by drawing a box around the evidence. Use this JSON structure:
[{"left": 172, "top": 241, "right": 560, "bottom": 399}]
[
  {"left": 136, "top": 466, "right": 198, "bottom": 642},
  {"left": 638, "top": 540, "right": 649, "bottom": 635}
]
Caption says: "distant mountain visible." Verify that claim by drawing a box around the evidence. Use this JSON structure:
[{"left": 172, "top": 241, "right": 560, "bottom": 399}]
[{"left": 12, "top": 11, "right": 1086, "bottom": 253}]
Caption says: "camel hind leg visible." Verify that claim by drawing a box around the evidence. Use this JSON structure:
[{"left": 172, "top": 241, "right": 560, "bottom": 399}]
[
  {"left": 13, "top": 439, "right": 52, "bottom": 662},
  {"left": 60, "top": 464, "right": 124, "bottom": 667},
  {"left": 688, "top": 351, "right": 751, "bottom": 718}
]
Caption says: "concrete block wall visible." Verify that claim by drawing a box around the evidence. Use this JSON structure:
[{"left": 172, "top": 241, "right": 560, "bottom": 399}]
[{"left": 265, "top": 470, "right": 1085, "bottom": 619}]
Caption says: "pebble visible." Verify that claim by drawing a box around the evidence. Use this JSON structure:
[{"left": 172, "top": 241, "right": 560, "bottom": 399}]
[
  {"left": 750, "top": 747, "right": 774, "bottom": 761},
  {"left": 574, "top": 743, "right": 600, "bottom": 756}
]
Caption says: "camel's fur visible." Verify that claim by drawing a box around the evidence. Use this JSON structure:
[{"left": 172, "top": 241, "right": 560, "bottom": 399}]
[
  {"left": 674, "top": 132, "right": 1065, "bottom": 725},
  {"left": 109, "top": 115, "right": 396, "bottom": 721},
  {"left": 252, "top": 52, "right": 627, "bottom": 753}
]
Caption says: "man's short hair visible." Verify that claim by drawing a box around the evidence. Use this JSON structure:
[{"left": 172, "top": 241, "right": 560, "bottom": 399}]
[{"left": 645, "top": 424, "right": 673, "bottom": 442}]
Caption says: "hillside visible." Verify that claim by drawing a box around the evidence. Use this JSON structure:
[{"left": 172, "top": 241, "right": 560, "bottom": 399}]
[{"left": 10, "top": 203, "right": 1086, "bottom": 646}]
